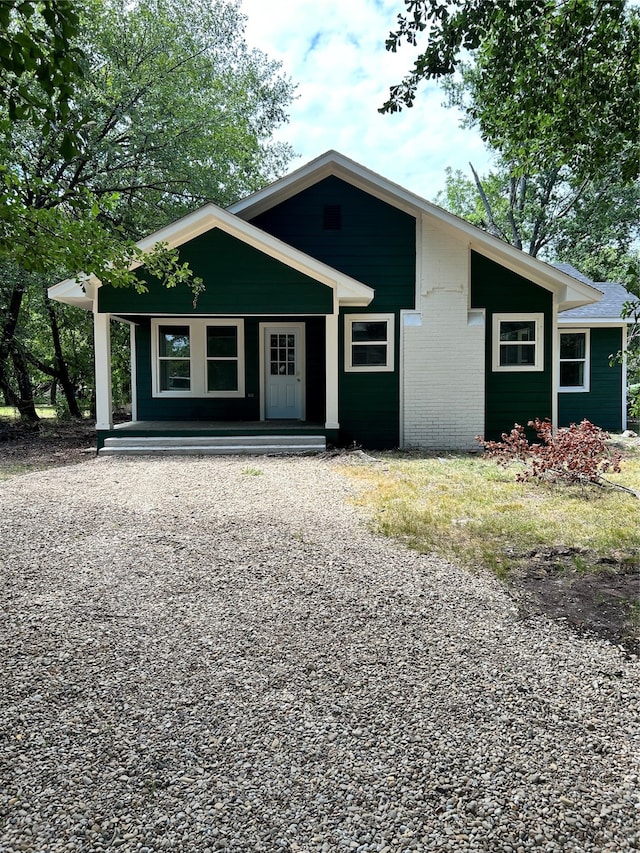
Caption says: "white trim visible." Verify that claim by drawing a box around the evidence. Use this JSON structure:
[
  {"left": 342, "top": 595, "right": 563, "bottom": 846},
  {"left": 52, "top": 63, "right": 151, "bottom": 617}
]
[
  {"left": 129, "top": 323, "right": 138, "bottom": 422},
  {"left": 259, "top": 322, "right": 306, "bottom": 421},
  {"left": 558, "top": 328, "right": 591, "bottom": 393},
  {"left": 551, "top": 296, "right": 558, "bottom": 428},
  {"left": 151, "top": 318, "right": 245, "bottom": 398},
  {"left": 325, "top": 300, "right": 340, "bottom": 429},
  {"left": 344, "top": 313, "right": 395, "bottom": 373},
  {"left": 414, "top": 215, "right": 423, "bottom": 310},
  {"left": 93, "top": 311, "right": 113, "bottom": 430},
  {"left": 622, "top": 325, "right": 628, "bottom": 432},
  {"left": 492, "top": 313, "right": 544, "bottom": 373},
  {"left": 558, "top": 319, "right": 631, "bottom": 327}
]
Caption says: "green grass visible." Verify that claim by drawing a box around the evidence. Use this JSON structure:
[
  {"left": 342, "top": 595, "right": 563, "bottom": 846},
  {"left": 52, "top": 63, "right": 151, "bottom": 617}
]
[
  {"left": 0, "top": 405, "right": 57, "bottom": 419},
  {"left": 344, "top": 448, "right": 640, "bottom": 578}
]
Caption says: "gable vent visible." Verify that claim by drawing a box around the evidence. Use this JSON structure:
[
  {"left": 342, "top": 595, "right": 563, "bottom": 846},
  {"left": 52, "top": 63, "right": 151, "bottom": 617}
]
[{"left": 323, "top": 204, "right": 341, "bottom": 230}]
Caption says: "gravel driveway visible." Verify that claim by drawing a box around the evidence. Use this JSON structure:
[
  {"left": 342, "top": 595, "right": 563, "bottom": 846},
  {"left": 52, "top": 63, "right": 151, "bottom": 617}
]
[{"left": 1, "top": 455, "right": 638, "bottom": 852}]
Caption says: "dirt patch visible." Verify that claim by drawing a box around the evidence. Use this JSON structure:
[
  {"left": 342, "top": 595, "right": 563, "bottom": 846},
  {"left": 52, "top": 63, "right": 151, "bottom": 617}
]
[
  {"left": 510, "top": 546, "right": 639, "bottom": 655},
  {"left": 0, "top": 418, "right": 96, "bottom": 475}
]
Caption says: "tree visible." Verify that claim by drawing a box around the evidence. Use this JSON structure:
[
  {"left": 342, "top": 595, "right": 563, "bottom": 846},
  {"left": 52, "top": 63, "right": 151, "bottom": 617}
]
[
  {"left": 0, "top": 0, "right": 84, "bottom": 126},
  {"left": 436, "top": 160, "right": 640, "bottom": 274},
  {"left": 0, "top": 0, "right": 295, "bottom": 421},
  {"left": 381, "top": 0, "right": 639, "bottom": 182}
]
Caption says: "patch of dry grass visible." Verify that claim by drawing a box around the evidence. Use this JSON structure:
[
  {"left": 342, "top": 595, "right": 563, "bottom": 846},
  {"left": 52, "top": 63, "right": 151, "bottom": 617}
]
[{"left": 343, "top": 444, "right": 640, "bottom": 578}]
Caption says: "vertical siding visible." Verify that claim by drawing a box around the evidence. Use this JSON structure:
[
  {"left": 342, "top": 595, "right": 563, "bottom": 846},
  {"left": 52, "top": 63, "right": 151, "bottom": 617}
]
[
  {"left": 559, "top": 327, "right": 623, "bottom": 431},
  {"left": 471, "top": 252, "right": 553, "bottom": 440},
  {"left": 251, "top": 176, "right": 417, "bottom": 448}
]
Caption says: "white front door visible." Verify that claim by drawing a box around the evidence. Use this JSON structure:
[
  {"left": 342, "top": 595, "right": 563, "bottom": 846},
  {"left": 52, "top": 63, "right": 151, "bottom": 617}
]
[{"left": 263, "top": 324, "right": 304, "bottom": 420}]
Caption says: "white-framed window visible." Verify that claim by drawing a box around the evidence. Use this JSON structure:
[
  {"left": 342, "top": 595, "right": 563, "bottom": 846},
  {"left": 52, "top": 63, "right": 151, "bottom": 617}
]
[
  {"left": 559, "top": 329, "right": 590, "bottom": 392},
  {"left": 492, "top": 313, "right": 544, "bottom": 372},
  {"left": 344, "top": 313, "right": 395, "bottom": 373},
  {"left": 152, "top": 318, "right": 244, "bottom": 398}
]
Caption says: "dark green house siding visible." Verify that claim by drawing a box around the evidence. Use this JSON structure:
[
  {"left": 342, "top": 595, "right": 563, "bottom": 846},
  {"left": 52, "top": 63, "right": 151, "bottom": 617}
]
[
  {"left": 99, "top": 230, "right": 333, "bottom": 315},
  {"left": 251, "top": 176, "right": 417, "bottom": 448},
  {"left": 134, "top": 316, "right": 326, "bottom": 422},
  {"left": 471, "top": 252, "right": 553, "bottom": 439},
  {"left": 559, "top": 327, "right": 623, "bottom": 431},
  {"left": 250, "top": 176, "right": 416, "bottom": 310}
]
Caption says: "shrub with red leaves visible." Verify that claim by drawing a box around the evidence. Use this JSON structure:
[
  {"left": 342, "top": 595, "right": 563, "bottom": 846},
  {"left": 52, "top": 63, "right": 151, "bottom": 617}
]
[{"left": 478, "top": 418, "right": 622, "bottom": 485}]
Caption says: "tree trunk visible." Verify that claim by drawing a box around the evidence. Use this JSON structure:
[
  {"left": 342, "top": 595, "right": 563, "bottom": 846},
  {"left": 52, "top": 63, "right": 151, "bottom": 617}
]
[
  {"left": 42, "top": 285, "right": 82, "bottom": 418},
  {"left": 9, "top": 343, "right": 40, "bottom": 423}
]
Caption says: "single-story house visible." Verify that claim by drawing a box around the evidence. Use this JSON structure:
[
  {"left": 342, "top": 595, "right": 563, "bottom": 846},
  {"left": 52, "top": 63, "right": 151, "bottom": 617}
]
[{"left": 49, "top": 151, "right": 637, "bottom": 452}]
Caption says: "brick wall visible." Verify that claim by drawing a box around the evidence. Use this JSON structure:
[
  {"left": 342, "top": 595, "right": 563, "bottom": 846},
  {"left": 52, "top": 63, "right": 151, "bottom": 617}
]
[{"left": 402, "top": 217, "right": 485, "bottom": 450}]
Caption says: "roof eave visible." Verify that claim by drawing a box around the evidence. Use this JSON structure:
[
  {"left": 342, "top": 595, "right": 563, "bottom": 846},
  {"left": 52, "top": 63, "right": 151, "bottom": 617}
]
[{"left": 47, "top": 274, "right": 100, "bottom": 310}]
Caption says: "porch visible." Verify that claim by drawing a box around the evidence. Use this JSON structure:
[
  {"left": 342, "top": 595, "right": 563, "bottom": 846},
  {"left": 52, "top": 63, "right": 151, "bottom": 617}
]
[{"left": 97, "top": 419, "right": 336, "bottom": 455}]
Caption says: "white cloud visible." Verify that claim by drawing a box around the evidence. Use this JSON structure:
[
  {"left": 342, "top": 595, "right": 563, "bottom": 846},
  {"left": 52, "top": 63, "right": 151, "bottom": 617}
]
[{"left": 240, "top": 0, "right": 493, "bottom": 200}]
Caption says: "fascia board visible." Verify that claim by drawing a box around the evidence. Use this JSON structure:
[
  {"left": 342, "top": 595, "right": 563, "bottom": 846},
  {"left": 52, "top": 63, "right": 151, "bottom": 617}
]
[
  {"left": 229, "top": 150, "right": 425, "bottom": 219},
  {"left": 558, "top": 317, "right": 632, "bottom": 326}
]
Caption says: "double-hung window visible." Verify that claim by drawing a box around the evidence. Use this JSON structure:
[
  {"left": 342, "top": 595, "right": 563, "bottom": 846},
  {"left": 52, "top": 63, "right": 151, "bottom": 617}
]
[
  {"left": 559, "top": 330, "right": 589, "bottom": 392},
  {"left": 344, "top": 314, "right": 394, "bottom": 372},
  {"left": 152, "top": 319, "right": 244, "bottom": 397},
  {"left": 492, "top": 313, "right": 544, "bottom": 372}
]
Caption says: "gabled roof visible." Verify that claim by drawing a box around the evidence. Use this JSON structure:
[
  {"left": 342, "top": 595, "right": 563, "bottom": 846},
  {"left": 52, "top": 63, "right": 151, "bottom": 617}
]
[
  {"left": 230, "top": 150, "right": 602, "bottom": 312},
  {"left": 49, "top": 202, "right": 374, "bottom": 310}
]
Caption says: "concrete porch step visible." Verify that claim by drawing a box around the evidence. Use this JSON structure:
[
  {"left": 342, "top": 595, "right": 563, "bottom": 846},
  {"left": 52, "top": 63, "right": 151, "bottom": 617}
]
[{"left": 99, "top": 434, "right": 327, "bottom": 456}]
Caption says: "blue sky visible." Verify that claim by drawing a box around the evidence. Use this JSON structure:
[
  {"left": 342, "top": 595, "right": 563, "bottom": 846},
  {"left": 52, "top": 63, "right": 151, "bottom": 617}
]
[{"left": 240, "top": 0, "right": 493, "bottom": 201}]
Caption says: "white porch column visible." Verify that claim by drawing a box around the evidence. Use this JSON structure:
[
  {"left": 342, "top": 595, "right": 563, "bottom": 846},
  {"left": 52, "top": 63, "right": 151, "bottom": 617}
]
[
  {"left": 325, "top": 298, "right": 339, "bottom": 429},
  {"left": 129, "top": 322, "right": 138, "bottom": 422},
  {"left": 93, "top": 311, "right": 113, "bottom": 430}
]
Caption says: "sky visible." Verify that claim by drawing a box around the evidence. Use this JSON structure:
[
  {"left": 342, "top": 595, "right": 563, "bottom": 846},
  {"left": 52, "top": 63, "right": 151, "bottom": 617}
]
[{"left": 240, "top": 0, "right": 494, "bottom": 202}]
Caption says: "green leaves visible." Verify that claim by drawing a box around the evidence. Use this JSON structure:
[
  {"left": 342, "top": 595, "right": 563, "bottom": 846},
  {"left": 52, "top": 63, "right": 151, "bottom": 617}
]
[
  {"left": 382, "top": 0, "right": 640, "bottom": 183},
  {"left": 0, "top": 0, "right": 85, "bottom": 125}
]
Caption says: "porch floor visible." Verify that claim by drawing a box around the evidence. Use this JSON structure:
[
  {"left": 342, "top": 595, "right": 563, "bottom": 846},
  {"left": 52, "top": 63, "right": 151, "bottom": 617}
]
[{"left": 111, "top": 420, "right": 326, "bottom": 433}]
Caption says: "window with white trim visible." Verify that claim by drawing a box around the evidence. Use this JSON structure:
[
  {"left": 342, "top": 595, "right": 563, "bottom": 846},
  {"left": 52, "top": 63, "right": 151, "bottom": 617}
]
[
  {"left": 158, "top": 325, "right": 191, "bottom": 391},
  {"left": 492, "top": 313, "right": 544, "bottom": 372},
  {"left": 559, "top": 330, "right": 590, "bottom": 392},
  {"left": 152, "top": 319, "right": 244, "bottom": 397},
  {"left": 344, "top": 314, "right": 395, "bottom": 372}
]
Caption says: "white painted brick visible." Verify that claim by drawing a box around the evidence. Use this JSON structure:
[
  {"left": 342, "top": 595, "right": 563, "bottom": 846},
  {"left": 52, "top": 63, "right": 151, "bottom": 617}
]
[{"left": 402, "top": 218, "right": 485, "bottom": 450}]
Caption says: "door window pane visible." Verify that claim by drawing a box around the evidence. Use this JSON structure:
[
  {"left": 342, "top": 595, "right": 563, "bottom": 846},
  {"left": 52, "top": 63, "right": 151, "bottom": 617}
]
[{"left": 270, "top": 332, "right": 296, "bottom": 376}]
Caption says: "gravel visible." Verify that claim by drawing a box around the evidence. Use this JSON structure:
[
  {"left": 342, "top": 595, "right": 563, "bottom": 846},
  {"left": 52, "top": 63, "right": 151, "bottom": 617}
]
[{"left": 1, "top": 455, "right": 638, "bottom": 853}]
